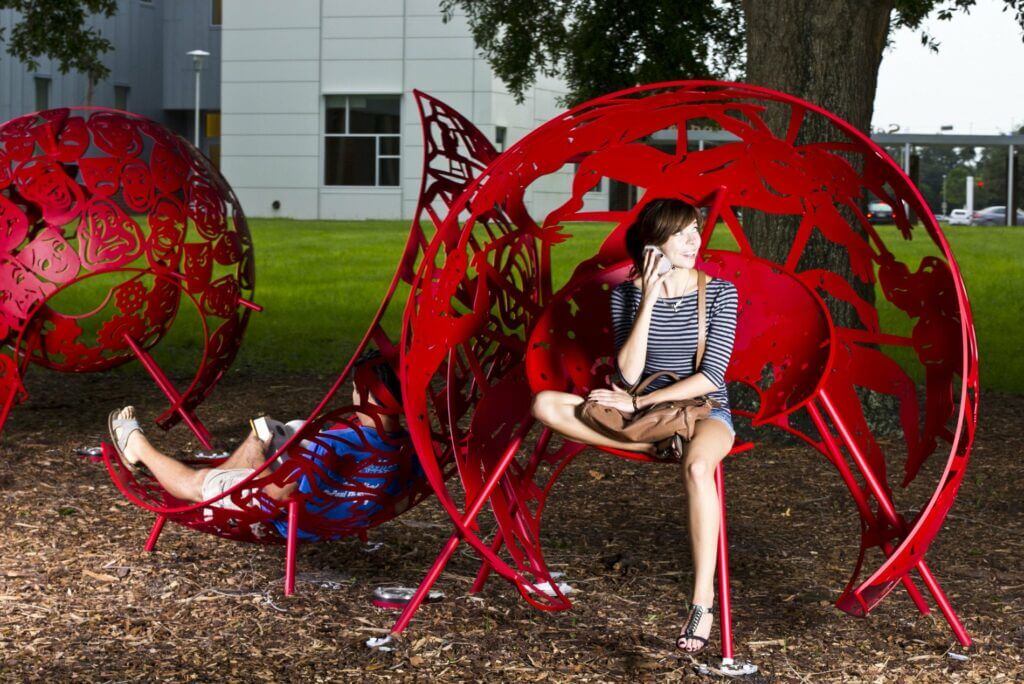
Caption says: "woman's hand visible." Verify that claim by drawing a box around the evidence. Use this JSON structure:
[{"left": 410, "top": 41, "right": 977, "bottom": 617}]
[
  {"left": 640, "top": 247, "right": 673, "bottom": 306},
  {"left": 587, "top": 384, "right": 635, "bottom": 414}
]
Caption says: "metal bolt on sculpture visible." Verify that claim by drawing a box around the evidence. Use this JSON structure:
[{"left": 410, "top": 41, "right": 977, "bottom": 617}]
[
  {"left": 0, "top": 108, "right": 257, "bottom": 447},
  {"left": 85, "top": 83, "right": 975, "bottom": 661}
]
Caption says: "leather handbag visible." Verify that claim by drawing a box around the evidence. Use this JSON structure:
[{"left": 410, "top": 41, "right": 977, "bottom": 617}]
[{"left": 578, "top": 271, "right": 719, "bottom": 444}]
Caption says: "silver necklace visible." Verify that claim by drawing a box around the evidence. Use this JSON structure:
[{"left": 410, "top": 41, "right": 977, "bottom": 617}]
[{"left": 669, "top": 271, "right": 696, "bottom": 312}]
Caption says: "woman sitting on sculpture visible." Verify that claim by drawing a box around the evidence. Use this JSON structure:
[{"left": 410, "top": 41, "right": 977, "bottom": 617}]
[{"left": 531, "top": 198, "right": 738, "bottom": 654}]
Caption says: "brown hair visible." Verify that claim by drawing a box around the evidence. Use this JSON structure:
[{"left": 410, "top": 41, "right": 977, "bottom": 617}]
[{"left": 624, "top": 199, "right": 703, "bottom": 275}]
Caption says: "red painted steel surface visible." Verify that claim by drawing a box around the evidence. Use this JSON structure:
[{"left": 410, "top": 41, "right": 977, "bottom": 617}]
[
  {"left": 99, "top": 94, "right": 495, "bottom": 580},
  {"left": 395, "top": 82, "right": 977, "bottom": 645},
  {"left": 0, "top": 108, "right": 254, "bottom": 440}
]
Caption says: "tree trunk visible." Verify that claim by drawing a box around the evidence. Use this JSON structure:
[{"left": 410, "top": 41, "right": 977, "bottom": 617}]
[
  {"left": 741, "top": 0, "right": 892, "bottom": 320},
  {"left": 741, "top": 1, "right": 901, "bottom": 436}
]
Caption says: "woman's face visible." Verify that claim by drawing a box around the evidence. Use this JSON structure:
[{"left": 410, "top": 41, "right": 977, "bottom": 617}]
[{"left": 657, "top": 220, "right": 701, "bottom": 269}]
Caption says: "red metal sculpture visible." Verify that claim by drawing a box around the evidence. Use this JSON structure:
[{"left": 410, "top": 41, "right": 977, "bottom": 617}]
[
  {"left": 0, "top": 108, "right": 256, "bottom": 447},
  {"left": 388, "top": 82, "right": 978, "bottom": 658},
  {"left": 99, "top": 92, "right": 496, "bottom": 593},
  {"left": 92, "top": 85, "right": 976, "bottom": 662}
]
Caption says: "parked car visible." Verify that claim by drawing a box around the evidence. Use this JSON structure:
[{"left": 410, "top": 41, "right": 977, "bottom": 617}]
[
  {"left": 946, "top": 209, "right": 972, "bottom": 226},
  {"left": 866, "top": 202, "right": 894, "bottom": 224},
  {"left": 972, "top": 206, "right": 1024, "bottom": 226}
]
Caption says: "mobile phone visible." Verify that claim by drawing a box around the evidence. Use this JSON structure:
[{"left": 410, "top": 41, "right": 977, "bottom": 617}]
[
  {"left": 251, "top": 416, "right": 272, "bottom": 441},
  {"left": 643, "top": 244, "right": 672, "bottom": 274}
]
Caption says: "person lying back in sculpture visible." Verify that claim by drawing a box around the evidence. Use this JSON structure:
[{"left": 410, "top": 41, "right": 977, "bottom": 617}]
[
  {"left": 531, "top": 198, "right": 738, "bottom": 654},
  {"left": 107, "top": 350, "right": 411, "bottom": 540}
]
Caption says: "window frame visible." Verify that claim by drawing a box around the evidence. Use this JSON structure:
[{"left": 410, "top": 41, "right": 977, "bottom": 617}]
[
  {"left": 34, "top": 76, "right": 50, "bottom": 112},
  {"left": 114, "top": 84, "right": 130, "bottom": 111},
  {"left": 322, "top": 94, "right": 401, "bottom": 189}
]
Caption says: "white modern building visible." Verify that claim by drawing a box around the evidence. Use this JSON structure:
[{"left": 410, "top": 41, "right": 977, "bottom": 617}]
[
  {"left": 220, "top": 0, "right": 605, "bottom": 220},
  {"left": 0, "top": 0, "right": 222, "bottom": 159}
]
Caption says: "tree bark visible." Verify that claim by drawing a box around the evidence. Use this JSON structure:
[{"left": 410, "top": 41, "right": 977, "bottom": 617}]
[
  {"left": 741, "top": 0, "right": 892, "bottom": 322},
  {"left": 740, "top": 1, "right": 901, "bottom": 436}
]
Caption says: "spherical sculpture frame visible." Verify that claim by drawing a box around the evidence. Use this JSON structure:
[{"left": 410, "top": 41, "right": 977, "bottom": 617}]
[
  {"left": 0, "top": 107, "right": 256, "bottom": 444},
  {"left": 392, "top": 82, "right": 978, "bottom": 646}
]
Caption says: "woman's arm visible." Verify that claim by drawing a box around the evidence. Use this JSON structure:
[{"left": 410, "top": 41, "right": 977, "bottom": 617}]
[
  {"left": 614, "top": 250, "right": 671, "bottom": 386},
  {"left": 635, "top": 373, "right": 717, "bottom": 408}
]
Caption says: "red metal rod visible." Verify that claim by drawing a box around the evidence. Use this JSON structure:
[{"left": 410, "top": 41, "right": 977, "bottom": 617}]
[
  {"left": 714, "top": 463, "right": 734, "bottom": 661},
  {"left": 914, "top": 560, "right": 972, "bottom": 647},
  {"left": 393, "top": 434, "right": 532, "bottom": 634},
  {"left": 818, "top": 394, "right": 970, "bottom": 636},
  {"left": 284, "top": 500, "right": 299, "bottom": 596},
  {"left": 392, "top": 534, "right": 462, "bottom": 634},
  {"left": 817, "top": 390, "right": 902, "bottom": 525},
  {"left": 143, "top": 514, "right": 167, "bottom": 552},
  {"left": 122, "top": 334, "right": 213, "bottom": 450},
  {"left": 807, "top": 401, "right": 932, "bottom": 614},
  {"left": 238, "top": 297, "right": 263, "bottom": 312}
]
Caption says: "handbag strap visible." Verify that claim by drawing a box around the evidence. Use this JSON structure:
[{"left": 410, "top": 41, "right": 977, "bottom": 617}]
[
  {"left": 696, "top": 270, "right": 707, "bottom": 369},
  {"left": 632, "top": 370, "right": 681, "bottom": 396}
]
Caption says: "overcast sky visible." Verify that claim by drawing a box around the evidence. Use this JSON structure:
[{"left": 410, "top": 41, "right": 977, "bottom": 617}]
[{"left": 873, "top": 0, "right": 1024, "bottom": 134}]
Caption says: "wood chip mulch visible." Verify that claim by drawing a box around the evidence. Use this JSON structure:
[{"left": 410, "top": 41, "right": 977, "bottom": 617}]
[{"left": 1, "top": 370, "right": 1021, "bottom": 682}]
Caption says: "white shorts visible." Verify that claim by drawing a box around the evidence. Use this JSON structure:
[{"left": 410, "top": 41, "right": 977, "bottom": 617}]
[{"left": 201, "top": 468, "right": 256, "bottom": 510}]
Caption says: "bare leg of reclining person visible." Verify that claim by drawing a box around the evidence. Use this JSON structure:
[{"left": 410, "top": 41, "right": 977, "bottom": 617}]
[
  {"left": 530, "top": 390, "right": 656, "bottom": 455},
  {"left": 111, "top": 406, "right": 294, "bottom": 503}
]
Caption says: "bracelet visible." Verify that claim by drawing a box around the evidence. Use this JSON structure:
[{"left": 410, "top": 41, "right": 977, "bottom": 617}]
[{"left": 631, "top": 394, "right": 638, "bottom": 412}]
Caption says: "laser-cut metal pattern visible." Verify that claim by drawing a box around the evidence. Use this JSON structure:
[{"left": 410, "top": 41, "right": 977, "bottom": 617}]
[{"left": 0, "top": 108, "right": 255, "bottom": 445}]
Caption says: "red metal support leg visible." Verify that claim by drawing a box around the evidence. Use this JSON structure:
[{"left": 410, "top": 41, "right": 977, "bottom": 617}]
[
  {"left": 284, "top": 499, "right": 299, "bottom": 596},
  {"left": 806, "top": 401, "right": 932, "bottom": 615},
  {"left": 122, "top": 335, "right": 214, "bottom": 450},
  {"left": 392, "top": 534, "right": 463, "bottom": 634},
  {"left": 392, "top": 435, "right": 532, "bottom": 634},
  {"left": 715, "top": 463, "right": 735, "bottom": 661},
  {"left": 816, "top": 391, "right": 971, "bottom": 646},
  {"left": 914, "top": 557, "right": 972, "bottom": 647},
  {"left": 144, "top": 514, "right": 167, "bottom": 552}
]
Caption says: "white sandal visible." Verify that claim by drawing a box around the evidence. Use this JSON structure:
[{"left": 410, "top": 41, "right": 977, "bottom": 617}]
[{"left": 108, "top": 407, "right": 143, "bottom": 473}]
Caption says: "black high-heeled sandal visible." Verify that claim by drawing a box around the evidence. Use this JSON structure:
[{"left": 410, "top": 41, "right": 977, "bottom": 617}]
[{"left": 676, "top": 600, "right": 716, "bottom": 654}]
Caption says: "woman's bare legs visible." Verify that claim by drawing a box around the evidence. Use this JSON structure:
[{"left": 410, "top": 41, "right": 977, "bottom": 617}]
[
  {"left": 531, "top": 391, "right": 735, "bottom": 650},
  {"left": 530, "top": 390, "right": 656, "bottom": 454},
  {"left": 678, "top": 417, "right": 734, "bottom": 651}
]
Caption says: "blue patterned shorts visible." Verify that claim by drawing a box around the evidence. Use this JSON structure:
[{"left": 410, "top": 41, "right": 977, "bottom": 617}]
[{"left": 705, "top": 406, "right": 735, "bottom": 436}]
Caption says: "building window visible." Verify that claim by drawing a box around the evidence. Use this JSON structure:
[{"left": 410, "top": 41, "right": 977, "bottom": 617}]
[
  {"left": 324, "top": 95, "right": 400, "bottom": 187},
  {"left": 34, "top": 77, "right": 50, "bottom": 111},
  {"left": 114, "top": 85, "right": 130, "bottom": 111},
  {"left": 495, "top": 126, "right": 506, "bottom": 152},
  {"left": 211, "top": 0, "right": 222, "bottom": 25}
]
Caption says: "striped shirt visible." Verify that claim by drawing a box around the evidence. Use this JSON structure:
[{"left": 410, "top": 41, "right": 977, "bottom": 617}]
[{"left": 610, "top": 278, "right": 738, "bottom": 408}]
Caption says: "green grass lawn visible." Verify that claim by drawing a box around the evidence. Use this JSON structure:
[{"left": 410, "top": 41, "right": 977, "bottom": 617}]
[{"left": 45, "top": 219, "right": 1024, "bottom": 394}]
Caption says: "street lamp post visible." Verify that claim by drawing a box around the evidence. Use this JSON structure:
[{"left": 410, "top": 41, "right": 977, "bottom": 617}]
[
  {"left": 941, "top": 173, "right": 947, "bottom": 216},
  {"left": 187, "top": 49, "right": 210, "bottom": 150}
]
